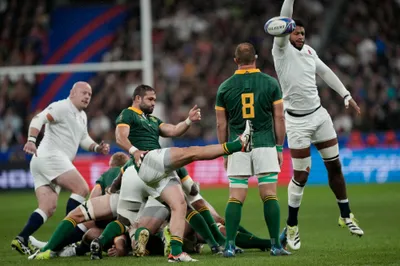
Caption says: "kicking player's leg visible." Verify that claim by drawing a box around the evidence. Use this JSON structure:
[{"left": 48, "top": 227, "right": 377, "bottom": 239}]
[
  {"left": 54, "top": 169, "right": 89, "bottom": 214},
  {"left": 12, "top": 185, "right": 57, "bottom": 255},
  {"left": 312, "top": 107, "right": 363, "bottom": 236},
  {"left": 166, "top": 120, "right": 252, "bottom": 171}
]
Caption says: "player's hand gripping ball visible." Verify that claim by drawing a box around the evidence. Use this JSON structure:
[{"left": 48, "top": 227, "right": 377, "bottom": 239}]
[{"left": 264, "top": 16, "right": 296, "bottom": 37}]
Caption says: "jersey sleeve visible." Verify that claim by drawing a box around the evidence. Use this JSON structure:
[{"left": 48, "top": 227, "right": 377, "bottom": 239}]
[
  {"left": 271, "top": 78, "right": 283, "bottom": 105},
  {"left": 115, "top": 109, "right": 134, "bottom": 127},
  {"left": 95, "top": 175, "right": 105, "bottom": 193},
  {"left": 153, "top": 116, "right": 164, "bottom": 127},
  {"left": 215, "top": 85, "right": 225, "bottom": 110},
  {"left": 45, "top": 101, "right": 66, "bottom": 122}
]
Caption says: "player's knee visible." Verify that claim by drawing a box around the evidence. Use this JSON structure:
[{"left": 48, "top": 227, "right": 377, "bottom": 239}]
[
  {"left": 169, "top": 195, "right": 186, "bottom": 213},
  {"left": 292, "top": 157, "right": 311, "bottom": 185},
  {"left": 68, "top": 207, "right": 85, "bottom": 223}
]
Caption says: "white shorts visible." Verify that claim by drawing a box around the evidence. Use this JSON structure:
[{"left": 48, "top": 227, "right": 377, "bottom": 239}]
[
  {"left": 138, "top": 148, "right": 178, "bottom": 186},
  {"left": 285, "top": 106, "right": 337, "bottom": 149},
  {"left": 109, "top": 193, "right": 119, "bottom": 218},
  {"left": 117, "top": 166, "right": 178, "bottom": 224},
  {"left": 30, "top": 155, "right": 75, "bottom": 194},
  {"left": 227, "top": 147, "right": 280, "bottom": 176},
  {"left": 136, "top": 196, "right": 169, "bottom": 222}
]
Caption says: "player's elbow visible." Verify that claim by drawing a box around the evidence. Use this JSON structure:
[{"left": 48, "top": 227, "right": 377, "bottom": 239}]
[
  {"left": 274, "top": 113, "right": 285, "bottom": 124},
  {"left": 216, "top": 120, "right": 227, "bottom": 130}
]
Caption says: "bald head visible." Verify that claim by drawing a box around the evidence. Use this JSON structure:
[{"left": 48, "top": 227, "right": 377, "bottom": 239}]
[
  {"left": 69, "top": 81, "right": 92, "bottom": 110},
  {"left": 234, "top": 43, "right": 257, "bottom": 66}
]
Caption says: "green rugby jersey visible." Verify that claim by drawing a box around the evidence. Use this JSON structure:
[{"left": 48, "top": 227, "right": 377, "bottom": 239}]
[
  {"left": 116, "top": 107, "right": 163, "bottom": 151},
  {"left": 215, "top": 68, "right": 282, "bottom": 148},
  {"left": 95, "top": 167, "right": 122, "bottom": 195}
]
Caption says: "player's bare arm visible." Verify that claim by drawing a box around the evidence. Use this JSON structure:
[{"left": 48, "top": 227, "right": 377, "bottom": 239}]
[
  {"left": 115, "top": 125, "right": 147, "bottom": 166},
  {"left": 274, "top": 0, "right": 295, "bottom": 48},
  {"left": 216, "top": 109, "right": 229, "bottom": 144},
  {"left": 273, "top": 100, "right": 286, "bottom": 167},
  {"left": 159, "top": 104, "right": 201, "bottom": 137},
  {"left": 315, "top": 58, "right": 361, "bottom": 115}
]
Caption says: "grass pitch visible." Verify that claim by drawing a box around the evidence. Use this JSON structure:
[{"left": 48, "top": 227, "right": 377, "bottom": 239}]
[{"left": 1, "top": 184, "right": 399, "bottom": 265}]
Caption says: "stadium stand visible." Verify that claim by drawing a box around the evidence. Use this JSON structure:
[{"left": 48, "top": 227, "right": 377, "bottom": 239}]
[{"left": 0, "top": 0, "right": 399, "bottom": 157}]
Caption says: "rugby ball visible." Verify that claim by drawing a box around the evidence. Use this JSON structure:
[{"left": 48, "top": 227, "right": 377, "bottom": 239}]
[{"left": 264, "top": 16, "right": 296, "bottom": 37}]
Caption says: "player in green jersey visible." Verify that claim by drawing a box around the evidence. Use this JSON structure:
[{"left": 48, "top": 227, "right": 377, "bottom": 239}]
[
  {"left": 215, "top": 43, "right": 289, "bottom": 257},
  {"left": 109, "top": 84, "right": 252, "bottom": 262},
  {"left": 28, "top": 152, "right": 129, "bottom": 260}
]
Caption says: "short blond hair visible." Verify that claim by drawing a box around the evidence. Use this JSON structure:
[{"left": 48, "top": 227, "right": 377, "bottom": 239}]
[{"left": 110, "top": 152, "right": 129, "bottom": 167}]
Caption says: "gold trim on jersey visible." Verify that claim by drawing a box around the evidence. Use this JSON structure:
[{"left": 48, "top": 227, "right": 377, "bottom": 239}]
[
  {"left": 117, "top": 123, "right": 130, "bottom": 127},
  {"left": 215, "top": 106, "right": 225, "bottom": 110},
  {"left": 234, "top": 68, "right": 261, "bottom": 75},
  {"left": 128, "top": 106, "right": 143, "bottom": 115},
  {"left": 273, "top": 99, "right": 283, "bottom": 105}
]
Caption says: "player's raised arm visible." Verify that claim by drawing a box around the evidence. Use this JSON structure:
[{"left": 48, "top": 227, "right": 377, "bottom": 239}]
[
  {"left": 159, "top": 105, "right": 201, "bottom": 137},
  {"left": 315, "top": 57, "right": 361, "bottom": 114},
  {"left": 274, "top": 0, "right": 295, "bottom": 49}
]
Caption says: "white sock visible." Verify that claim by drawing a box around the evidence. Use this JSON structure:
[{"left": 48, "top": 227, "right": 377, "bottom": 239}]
[
  {"left": 288, "top": 178, "right": 305, "bottom": 208},
  {"left": 70, "top": 193, "right": 86, "bottom": 203}
]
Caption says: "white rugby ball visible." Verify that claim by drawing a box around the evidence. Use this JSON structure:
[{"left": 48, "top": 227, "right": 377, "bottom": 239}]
[{"left": 264, "top": 16, "right": 296, "bottom": 37}]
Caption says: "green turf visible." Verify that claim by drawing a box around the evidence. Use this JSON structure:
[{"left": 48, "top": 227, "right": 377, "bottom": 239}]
[{"left": 1, "top": 184, "right": 400, "bottom": 265}]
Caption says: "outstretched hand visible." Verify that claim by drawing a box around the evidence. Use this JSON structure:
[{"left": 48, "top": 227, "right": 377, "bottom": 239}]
[
  {"left": 96, "top": 141, "right": 110, "bottom": 155},
  {"left": 188, "top": 105, "right": 201, "bottom": 123}
]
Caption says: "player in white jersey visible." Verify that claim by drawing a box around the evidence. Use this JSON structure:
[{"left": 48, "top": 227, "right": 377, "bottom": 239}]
[
  {"left": 11, "top": 82, "right": 110, "bottom": 255},
  {"left": 272, "top": 0, "right": 364, "bottom": 251}
]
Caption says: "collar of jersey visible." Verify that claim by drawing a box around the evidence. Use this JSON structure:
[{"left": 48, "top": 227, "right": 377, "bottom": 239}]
[
  {"left": 234, "top": 68, "right": 260, "bottom": 75},
  {"left": 67, "top": 97, "right": 80, "bottom": 114},
  {"left": 128, "top": 107, "right": 143, "bottom": 115}
]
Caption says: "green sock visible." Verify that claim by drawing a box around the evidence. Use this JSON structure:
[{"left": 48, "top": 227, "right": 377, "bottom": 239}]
[
  {"left": 237, "top": 225, "right": 253, "bottom": 235},
  {"left": 198, "top": 206, "right": 226, "bottom": 246},
  {"left": 170, "top": 235, "right": 183, "bottom": 256},
  {"left": 263, "top": 196, "right": 281, "bottom": 249},
  {"left": 235, "top": 232, "right": 271, "bottom": 250},
  {"left": 187, "top": 210, "right": 219, "bottom": 247},
  {"left": 135, "top": 227, "right": 149, "bottom": 241},
  {"left": 224, "top": 198, "right": 243, "bottom": 249},
  {"left": 41, "top": 218, "right": 77, "bottom": 252},
  {"left": 99, "top": 220, "right": 125, "bottom": 247},
  {"left": 222, "top": 140, "right": 243, "bottom": 154}
]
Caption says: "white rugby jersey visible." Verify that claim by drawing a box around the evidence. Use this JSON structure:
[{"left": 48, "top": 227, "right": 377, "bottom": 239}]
[
  {"left": 37, "top": 98, "right": 88, "bottom": 161},
  {"left": 272, "top": 42, "right": 321, "bottom": 112}
]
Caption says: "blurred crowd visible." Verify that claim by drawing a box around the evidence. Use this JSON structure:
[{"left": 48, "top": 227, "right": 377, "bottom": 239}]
[{"left": 1, "top": 0, "right": 399, "bottom": 153}]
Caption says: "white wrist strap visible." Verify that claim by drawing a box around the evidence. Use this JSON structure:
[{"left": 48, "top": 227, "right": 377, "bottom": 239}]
[
  {"left": 28, "top": 136, "right": 37, "bottom": 143},
  {"left": 344, "top": 94, "right": 352, "bottom": 108},
  {"left": 94, "top": 144, "right": 100, "bottom": 152},
  {"left": 185, "top": 117, "right": 192, "bottom": 126},
  {"left": 129, "top": 146, "right": 138, "bottom": 155}
]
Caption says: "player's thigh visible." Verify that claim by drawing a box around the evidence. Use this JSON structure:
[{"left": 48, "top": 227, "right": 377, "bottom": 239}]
[
  {"left": 79, "top": 194, "right": 114, "bottom": 222},
  {"left": 54, "top": 168, "right": 89, "bottom": 196},
  {"left": 159, "top": 179, "right": 186, "bottom": 212},
  {"left": 285, "top": 112, "right": 315, "bottom": 149},
  {"left": 311, "top": 107, "right": 337, "bottom": 146},
  {"left": 227, "top": 152, "right": 252, "bottom": 176},
  {"left": 138, "top": 149, "right": 169, "bottom": 185}
]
